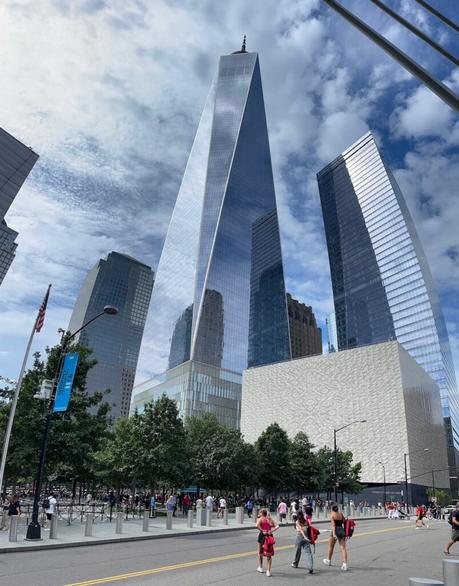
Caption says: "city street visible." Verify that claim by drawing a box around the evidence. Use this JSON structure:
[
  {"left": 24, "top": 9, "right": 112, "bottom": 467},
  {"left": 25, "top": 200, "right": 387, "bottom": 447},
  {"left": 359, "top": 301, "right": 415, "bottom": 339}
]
[{"left": 0, "top": 519, "right": 453, "bottom": 586}]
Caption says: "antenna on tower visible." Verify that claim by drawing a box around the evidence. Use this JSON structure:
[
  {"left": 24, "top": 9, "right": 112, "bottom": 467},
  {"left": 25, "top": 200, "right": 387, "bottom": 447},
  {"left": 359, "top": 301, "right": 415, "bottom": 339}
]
[{"left": 241, "top": 35, "right": 247, "bottom": 52}]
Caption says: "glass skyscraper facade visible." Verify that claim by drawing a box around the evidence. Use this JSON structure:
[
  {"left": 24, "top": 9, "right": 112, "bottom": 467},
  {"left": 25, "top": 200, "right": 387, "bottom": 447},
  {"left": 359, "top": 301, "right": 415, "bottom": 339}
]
[
  {"left": 0, "top": 127, "right": 38, "bottom": 285},
  {"left": 317, "top": 132, "right": 459, "bottom": 479},
  {"left": 134, "top": 45, "right": 290, "bottom": 427},
  {"left": 69, "top": 252, "right": 154, "bottom": 418}
]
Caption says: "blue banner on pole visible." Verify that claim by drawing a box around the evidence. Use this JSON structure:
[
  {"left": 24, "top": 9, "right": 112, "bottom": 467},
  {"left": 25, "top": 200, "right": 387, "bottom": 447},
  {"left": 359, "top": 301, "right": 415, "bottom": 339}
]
[{"left": 53, "top": 352, "right": 79, "bottom": 413}]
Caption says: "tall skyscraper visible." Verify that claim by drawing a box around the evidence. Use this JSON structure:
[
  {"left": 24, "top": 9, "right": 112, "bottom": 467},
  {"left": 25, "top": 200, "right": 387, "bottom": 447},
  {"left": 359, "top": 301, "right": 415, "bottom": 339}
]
[
  {"left": 325, "top": 312, "right": 338, "bottom": 353},
  {"left": 317, "top": 131, "right": 459, "bottom": 484},
  {"left": 0, "top": 127, "right": 38, "bottom": 284},
  {"left": 133, "top": 42, "right": 290, "bottom": 427},
  {"left": 69, "top": 252, "right": 154, "bottom": 418},
  {"left": 287, "top": 294, "right": 322, "bottom": 359}
]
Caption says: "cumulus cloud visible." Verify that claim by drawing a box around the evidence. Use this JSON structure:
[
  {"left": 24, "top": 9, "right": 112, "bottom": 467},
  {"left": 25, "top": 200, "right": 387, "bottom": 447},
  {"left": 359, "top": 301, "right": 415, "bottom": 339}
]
[{"left": 0, "top": 0, "right": 458, "bottom": 385}]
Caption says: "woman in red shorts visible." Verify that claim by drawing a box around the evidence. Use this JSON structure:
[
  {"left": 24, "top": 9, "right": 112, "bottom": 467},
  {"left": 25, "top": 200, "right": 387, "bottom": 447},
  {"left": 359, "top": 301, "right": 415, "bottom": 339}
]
[{"left": 256, "top": 509, "right": 279, "bottom": 577}]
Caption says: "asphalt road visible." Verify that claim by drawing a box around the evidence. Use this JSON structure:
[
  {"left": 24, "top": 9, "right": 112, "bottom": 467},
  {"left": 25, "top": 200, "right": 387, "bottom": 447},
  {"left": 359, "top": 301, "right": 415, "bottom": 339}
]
[{"left": 0, "top": 519, "right": 455, "bottom": 586}]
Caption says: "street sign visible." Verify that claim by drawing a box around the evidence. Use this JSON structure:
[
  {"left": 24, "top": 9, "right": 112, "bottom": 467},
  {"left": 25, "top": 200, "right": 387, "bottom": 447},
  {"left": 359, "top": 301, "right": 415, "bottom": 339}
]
[{"left": 53, "top": 353, "right": 79, "bottom": 412}]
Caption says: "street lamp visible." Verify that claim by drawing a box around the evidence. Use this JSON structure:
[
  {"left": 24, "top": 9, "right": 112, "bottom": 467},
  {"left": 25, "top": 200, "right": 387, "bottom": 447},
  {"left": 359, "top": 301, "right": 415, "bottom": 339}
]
[
  {"left": 333, "top": 419, "right": 367, "bottom": 504},
  {"left": 403, "top": 448, "right": 429, "bottom": 514},
  {"left": 378, "top": 461, "right": 386, "bottom": 505},
  {"left": 26, "top": 305, "right": 118, "bottom": 540}
]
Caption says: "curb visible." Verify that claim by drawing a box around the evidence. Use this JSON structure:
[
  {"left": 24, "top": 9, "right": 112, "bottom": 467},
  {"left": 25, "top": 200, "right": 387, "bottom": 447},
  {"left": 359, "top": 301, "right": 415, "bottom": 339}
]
[{"left": 0, "top": 516, "right": 387, "bottom": 553}]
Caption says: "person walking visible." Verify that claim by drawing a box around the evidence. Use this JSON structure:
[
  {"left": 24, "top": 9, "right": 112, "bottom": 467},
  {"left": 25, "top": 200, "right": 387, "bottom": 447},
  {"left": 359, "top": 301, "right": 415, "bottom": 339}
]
[
  {"left": 149, "top": 494, "right": 156, "bottom": 518},
  {"left": 218, "top": 496, "right": 226, "bottom": 518},
  {"left": 256, "top": 508, "right": 279, "bottom": 577},
  {"left": 444, "top": 503, "right": 459, "bottom": 555},
  {"left": 246, "top": 497, "right": 254, "bottom": 518},
  {"left": 43, "top": 492, "right": 57, "bottom": 530},
  {"left": 323, "top": 504, "right": 348, "bottom": 571},
  {"left": 415, "top": 504, "right": 429, "bottom": 529},
  {"left": 182, "top": 493, "right": 191, "bottom": 516},
  {"left": 277, "top": 499, "right": 287, "bottom": 525},
  {"left": 291, "top": 510, "right": 314, "bottom": 574},
  {"left": 205, "top": 494, "right": 214, "bottom": 512}
]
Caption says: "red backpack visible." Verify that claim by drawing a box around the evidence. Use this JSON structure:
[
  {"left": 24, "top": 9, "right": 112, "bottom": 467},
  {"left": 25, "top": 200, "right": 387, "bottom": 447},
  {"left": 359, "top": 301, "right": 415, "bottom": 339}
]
[
  {"left": 344, "top": 517, "right": 356, "bottom": 538},
  {"left": 263, "top": 534, "right": 276, "bottom": 557},
  {"left": 307, "top": 523, "right": 321, "bottom": 551}
]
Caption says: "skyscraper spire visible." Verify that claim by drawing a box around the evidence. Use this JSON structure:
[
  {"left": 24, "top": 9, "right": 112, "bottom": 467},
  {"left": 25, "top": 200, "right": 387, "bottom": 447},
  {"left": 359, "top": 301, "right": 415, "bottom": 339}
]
[{"left": 242, "top": 35, "right": 246, "bottom": 52}]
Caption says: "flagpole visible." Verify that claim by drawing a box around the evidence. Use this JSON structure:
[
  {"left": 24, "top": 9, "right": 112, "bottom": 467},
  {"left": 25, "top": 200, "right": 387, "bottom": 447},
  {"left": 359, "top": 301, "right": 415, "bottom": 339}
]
[{"left": 0, "top": 284, "right": 51, "bottom": 498}]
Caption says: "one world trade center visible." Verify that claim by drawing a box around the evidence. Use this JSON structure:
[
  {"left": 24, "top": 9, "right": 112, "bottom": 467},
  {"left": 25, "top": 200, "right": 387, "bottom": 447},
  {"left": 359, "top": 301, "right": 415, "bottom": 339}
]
[{"left": 132, "top": 41, "right": 291, "bottom": 427}]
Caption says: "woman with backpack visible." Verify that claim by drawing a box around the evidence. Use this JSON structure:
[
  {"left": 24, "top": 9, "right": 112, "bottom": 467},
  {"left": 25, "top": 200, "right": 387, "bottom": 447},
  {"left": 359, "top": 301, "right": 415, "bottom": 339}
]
[
  {"left": 323, "top": 504, "right": 348, "bottom": 571},
  {"left": 256, "top": 508, "right": 279, "bottom": 577},
  {"left": 291, "top": 510, "right": 314, "bottom": 574}
]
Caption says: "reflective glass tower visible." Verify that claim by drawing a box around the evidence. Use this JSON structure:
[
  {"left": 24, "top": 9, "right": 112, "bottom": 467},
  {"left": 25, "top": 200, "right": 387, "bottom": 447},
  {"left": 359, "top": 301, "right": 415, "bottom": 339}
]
[
  {"left": 317, "top": 132, "right": 459, "bottom": 481},
  {"left": 69, "top": 252, "right": 154, "bottom": 418},
  {"left": 0, "top": 127, "right": 38, "bottom": 285},
  {"left": 134, "top": 42, "right": 290, "bottom": 426}
]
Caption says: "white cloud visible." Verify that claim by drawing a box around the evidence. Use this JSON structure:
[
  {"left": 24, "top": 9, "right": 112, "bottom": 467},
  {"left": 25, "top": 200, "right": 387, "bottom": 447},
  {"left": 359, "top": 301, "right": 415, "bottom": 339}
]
[{"left": 0, "top": 0, "right": 457, "bottom": 388}]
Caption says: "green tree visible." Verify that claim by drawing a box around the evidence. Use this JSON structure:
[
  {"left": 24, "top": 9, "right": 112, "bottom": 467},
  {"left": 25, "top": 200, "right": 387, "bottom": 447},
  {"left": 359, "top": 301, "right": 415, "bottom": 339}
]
[
  {"left": 427, "top": 488, "right": 449, "bottom": 506},
  {"left": 254, "top": 423, "right": 291, "bottom": 494},
  {"left": 138, "top": 395, "right": 188, "bottom": 488},
  {"left": 184, "top": 413, "right": 256, "bottom": 492},
  {"left": 0, "top": 343, "right": 112, "bottom": 493},
  {"left": 93, "top": 412, "right": 142, "bottom": 491},
  {"left": 289, "top": 432, "right": 318, "bottom": 495}
]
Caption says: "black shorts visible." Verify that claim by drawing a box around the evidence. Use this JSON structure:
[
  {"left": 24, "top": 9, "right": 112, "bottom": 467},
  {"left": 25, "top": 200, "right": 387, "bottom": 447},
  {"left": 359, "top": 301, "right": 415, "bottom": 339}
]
[
  {"left": 280, "top": 513, "right": 286, "bottom": 519},
  {"left": 258, "top": 531, "right": 265, "bottom": 545},
  {"left": 46, "top": 513, "right": 52, "bottom": 520}
]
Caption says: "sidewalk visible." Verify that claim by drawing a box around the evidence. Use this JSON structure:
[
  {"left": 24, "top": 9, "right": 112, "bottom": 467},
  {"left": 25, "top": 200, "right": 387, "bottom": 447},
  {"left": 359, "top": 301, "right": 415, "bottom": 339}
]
[{"left": 0, "top": 510, "right": 389, "bottom": 553}]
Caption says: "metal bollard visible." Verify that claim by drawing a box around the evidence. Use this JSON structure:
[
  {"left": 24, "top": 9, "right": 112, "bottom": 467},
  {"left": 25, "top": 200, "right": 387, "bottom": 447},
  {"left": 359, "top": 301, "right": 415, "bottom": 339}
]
[
  {"left": 223, "top": 508, "right": 228, "bottom": 525},
  {"left": 85, "top": 513, "right": 93, "bottom": 537},
  {"left": 409, "top": 579, "right": 443, "bottom": 585},
  {"left": 142, "top": 510, "right": 149, "bottom": 532},
  {"left": 166, "top": 511, "right": 173, "bottom": 530},
  {"left": 8, "top": 516, "right": 18, "bottom": 542},
  {"left": 116, "top": 511, "right": 123, "bottom": 534},
  {"left": 50, "top": 514, "right": 58, "bottom": 539},
  {"left": 235, "top": 506, "right": 241, "bottom": 524},
  {"left": 196, "top": 505, "right": 203, "bottom": 526},
  {"left": 187, "top": 509, "right": 193, "bottom": 528},
  {"left": 443, "top": 558, "right": 459, "bottom": 586},
  {"left": 253, "top": 507, "right": 259, "bottom": 522},
  {"left": 206, "top": 508, "right": 212, "bottom": 527}
]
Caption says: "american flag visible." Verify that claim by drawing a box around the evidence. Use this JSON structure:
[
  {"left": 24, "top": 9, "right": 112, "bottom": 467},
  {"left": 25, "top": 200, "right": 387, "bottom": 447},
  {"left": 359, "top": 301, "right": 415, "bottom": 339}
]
[{"left": 35, "top": 284, "right": 52, "bottom": 333}]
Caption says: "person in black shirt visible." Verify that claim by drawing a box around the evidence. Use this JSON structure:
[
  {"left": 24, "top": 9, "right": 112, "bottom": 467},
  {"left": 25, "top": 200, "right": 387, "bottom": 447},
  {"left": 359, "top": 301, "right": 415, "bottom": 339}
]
[
  {"left": 444, "top": 503, "right": 459, "bottom": 555},
  {"left": 7, "top": 494, "right": 21, "bottom": 529}
]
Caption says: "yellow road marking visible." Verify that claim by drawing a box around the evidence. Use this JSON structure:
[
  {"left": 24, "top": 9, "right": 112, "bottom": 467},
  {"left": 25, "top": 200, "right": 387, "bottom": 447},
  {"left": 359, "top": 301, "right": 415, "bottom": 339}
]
[{"left": 64, "top": 525, "right": 415, "bottom": 586}]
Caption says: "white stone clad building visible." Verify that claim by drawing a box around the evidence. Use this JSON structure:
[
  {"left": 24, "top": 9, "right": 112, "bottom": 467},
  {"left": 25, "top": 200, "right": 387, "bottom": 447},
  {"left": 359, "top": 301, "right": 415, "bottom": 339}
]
[{"left": 241, "top": 341, "right": 449, "bottom": 488}]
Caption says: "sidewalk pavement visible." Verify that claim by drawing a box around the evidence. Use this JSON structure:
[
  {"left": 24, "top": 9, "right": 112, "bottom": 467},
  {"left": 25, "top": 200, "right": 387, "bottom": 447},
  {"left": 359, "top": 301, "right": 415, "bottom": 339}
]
[{"left": 0, "top": 510, "right": 390, "bottom": 553}]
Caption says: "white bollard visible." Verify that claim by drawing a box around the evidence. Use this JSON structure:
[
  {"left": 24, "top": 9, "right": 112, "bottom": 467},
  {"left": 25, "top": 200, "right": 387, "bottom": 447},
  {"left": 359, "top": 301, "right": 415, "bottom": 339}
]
[
  {"left": 166, "top": 511, "right": 173, "bottom": 530},
  {"left": 85, "top": 513, "right": 93, "bottom": 537},
  {"left": 187, "top": 509, "right": 193, "bottom": 528},
  {"left": 116, "top": 511, "right": 123, "bottom": 534},
  {"left": 50, "top": 514, "right": 58, "bottom": 539},
  {"left": 223, "top": 508, "right": 228, "bottom": 525},
  {"left": 196, "top": 505, "right": 203, "bottom": 526},
  {"left": 253, "top": 507, "right": 259, "bottom": 522},
  {"left": 206, "top": 508, "right": 212, "bottom": 527},
  {"left": 8, "top": 516, "right": 18, "bottom": 542},
  {"left": 142, "top": 510, "right": 149, "bottom": 532},
  {"left": 443, "top": 558, "right": 459, "bottom": 586}
]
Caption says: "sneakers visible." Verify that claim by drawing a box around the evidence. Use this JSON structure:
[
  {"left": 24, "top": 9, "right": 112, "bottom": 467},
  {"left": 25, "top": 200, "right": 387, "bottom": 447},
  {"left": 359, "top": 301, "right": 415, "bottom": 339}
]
[
  {"left": 256, "top": 567, "right": 263, "bottom": 573},
  {"left": 308, "top": 569, "right": 314, "bottom": 574},
  {"left": 341, "top": 563, "right": 348, "bottom": 571},
  {"left": 291, "top": 563, "right": 297, "bottom": 568},
  {"left": 323, "top": 559, "right": 331, "bottom": 566},
  {"left": 266, "top": 571, "right": 271, "bottom": 577}
]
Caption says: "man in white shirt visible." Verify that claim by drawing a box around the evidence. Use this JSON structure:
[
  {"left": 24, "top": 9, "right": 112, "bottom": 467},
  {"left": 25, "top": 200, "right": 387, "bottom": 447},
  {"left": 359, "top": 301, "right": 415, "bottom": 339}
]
[
  {"left": 205, "top": 494, "right": 214, "bottom": 511},
  {"left": 218, "top": 497, "right": 226, "bottom": 518},
  {"left": 43, "top": 493, "right": 57, "bottom": 530}
]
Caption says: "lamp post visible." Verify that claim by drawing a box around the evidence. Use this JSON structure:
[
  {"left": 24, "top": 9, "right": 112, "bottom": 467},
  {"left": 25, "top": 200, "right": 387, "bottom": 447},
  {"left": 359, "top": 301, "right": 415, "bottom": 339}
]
[
  {"left": 25, "top": 305, "right": 118, "bottom": 540},
  {"left": 378, "top": 461, "right": 386, "bottom": 505},
  {"left": 403, "top": 448, "right": 429, "bottom": 515},
  {"left": 333, "top": 419, "right": 367, "bottom": 504}
]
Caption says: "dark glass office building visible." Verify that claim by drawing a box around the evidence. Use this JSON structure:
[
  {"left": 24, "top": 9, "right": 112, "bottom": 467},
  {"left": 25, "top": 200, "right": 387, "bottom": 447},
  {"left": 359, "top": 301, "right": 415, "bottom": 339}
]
[
  {"left": 317, "top": 132, "right": 459, "bottom": 486},
  {"left": 133, "top": 44, "right": 290, "bottom": 426},
  {"left": 0, "top": 127, "right": 39, "bottom": 284},
  {"left": 69, "top": 252, "right": 154, "bottom": 418}
]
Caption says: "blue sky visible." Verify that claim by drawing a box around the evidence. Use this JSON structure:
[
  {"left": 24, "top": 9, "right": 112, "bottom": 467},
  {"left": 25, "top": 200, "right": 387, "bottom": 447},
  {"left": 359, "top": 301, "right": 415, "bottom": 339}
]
[{"left": 0, "top": 0, "right": 458, "bottom": 384}]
